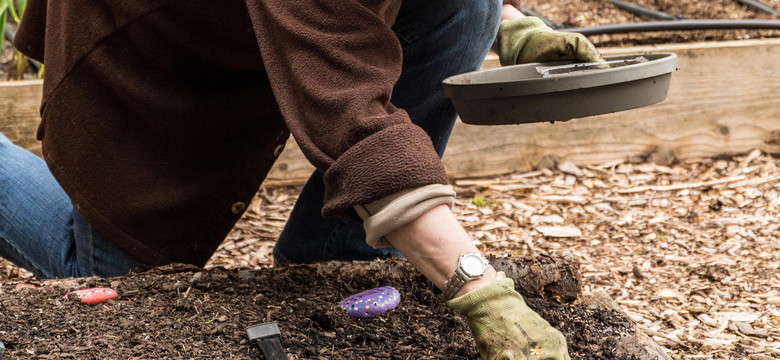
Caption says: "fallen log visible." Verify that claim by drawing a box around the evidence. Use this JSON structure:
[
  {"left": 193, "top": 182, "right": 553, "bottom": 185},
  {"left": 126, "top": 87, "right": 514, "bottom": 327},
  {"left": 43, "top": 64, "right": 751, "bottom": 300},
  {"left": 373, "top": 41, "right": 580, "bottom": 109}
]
[{"left": 490, "top": 252, "right": 581, "bottom": 302}]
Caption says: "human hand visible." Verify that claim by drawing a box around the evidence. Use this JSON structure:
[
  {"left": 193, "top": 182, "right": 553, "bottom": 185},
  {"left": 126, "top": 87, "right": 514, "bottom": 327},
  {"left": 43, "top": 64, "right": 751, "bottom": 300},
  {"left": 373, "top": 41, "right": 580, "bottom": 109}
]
[
  {"left": 447, "top": 276, "right": 570, "bottom": 360},
  {"left": 497, "top": 16, "right": 603, "bottom": 66}
]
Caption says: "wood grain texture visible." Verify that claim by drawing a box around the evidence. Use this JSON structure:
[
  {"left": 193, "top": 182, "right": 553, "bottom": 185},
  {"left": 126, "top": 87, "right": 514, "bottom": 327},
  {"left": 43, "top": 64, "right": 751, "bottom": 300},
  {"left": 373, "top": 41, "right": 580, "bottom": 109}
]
[
  {"left": 0, "top": 80, "right": 43, "bottom": 156},
  {"left": 266, "top": 40, "right": 780, "bottom": 181},
  {"left": 2, "top": 40, "right": 778, "bottom": 182},
  {"left": 444, "top": 39, "right": 780, "bottom": 178}
]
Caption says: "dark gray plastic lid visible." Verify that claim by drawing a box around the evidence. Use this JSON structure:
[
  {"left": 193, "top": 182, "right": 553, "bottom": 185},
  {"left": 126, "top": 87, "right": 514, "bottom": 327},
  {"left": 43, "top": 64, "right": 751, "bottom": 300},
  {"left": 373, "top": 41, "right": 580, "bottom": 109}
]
[{"left": 441, "top": 53, "right": 679, "bottom": 125}]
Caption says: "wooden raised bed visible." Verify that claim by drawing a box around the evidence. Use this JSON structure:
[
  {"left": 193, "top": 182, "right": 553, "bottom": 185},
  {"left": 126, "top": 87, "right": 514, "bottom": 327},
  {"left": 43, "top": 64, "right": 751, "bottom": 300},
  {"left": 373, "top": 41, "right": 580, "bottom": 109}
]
[
  {"left": 267, "top": 39, "right": 780, "bottom": 183},
  {"left": 1, "top": 39, "right": 779, "bottom": 181},
  {"left": 0, "top": 79, "right": 42, "bottom": 156}
]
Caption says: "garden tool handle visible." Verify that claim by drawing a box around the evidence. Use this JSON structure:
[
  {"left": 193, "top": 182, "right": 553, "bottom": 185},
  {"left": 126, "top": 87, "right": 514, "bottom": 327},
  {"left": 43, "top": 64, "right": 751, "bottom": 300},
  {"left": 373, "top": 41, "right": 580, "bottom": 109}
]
[
  {"left": 254, "top": 336, "right": 288, "bottom": 360},
  {"left": 246, "top": 322, "right": 289, "bottom": 360}
]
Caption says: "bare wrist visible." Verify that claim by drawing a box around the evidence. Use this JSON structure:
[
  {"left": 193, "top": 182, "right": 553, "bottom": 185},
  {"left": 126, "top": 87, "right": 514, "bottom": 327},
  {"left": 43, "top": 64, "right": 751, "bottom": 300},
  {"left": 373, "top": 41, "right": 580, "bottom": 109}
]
[
  {"left": 502, "top": 4, "right": 525, "bottom": 21},
  {"left": 453, "top": 266, "right": 499, "bottom": 298}
]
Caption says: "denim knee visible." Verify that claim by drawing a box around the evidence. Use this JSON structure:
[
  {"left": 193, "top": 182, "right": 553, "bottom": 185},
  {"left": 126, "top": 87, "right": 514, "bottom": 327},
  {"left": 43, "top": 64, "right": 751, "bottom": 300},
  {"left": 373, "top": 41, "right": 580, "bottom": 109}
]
[
  {"left": 427, "top": 0, "right": 501, "bottom": 68},
  {"left": 452, "top": 0, "right": 502, "bottom": 49},
  {"left": 394, "top": 0, "right": 501, "bottom": 49}
]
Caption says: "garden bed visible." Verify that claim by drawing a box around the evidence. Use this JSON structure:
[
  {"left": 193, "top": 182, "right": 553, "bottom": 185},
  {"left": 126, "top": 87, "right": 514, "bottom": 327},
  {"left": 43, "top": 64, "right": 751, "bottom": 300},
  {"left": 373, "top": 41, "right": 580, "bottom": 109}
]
[{"left": 0, "top": 259, "right": 663, "bottom": 359}]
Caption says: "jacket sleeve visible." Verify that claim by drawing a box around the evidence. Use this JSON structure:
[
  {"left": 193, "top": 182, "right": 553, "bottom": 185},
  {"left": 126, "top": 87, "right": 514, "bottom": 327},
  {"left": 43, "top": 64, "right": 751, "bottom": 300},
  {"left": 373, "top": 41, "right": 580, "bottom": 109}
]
[
  {"left": 244, "top": 0, "right": 448, "bottom": 217},
  {"left": 14, "top": 0, "right": 47, "bottom": 61}
]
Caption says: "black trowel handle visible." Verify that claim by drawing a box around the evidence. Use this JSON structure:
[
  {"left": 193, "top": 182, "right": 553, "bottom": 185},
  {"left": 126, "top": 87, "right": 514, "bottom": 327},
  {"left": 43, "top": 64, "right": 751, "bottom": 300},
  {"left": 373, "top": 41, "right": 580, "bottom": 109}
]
[{"left": 246, "top": 322, "right": 289, "bottom": 360}]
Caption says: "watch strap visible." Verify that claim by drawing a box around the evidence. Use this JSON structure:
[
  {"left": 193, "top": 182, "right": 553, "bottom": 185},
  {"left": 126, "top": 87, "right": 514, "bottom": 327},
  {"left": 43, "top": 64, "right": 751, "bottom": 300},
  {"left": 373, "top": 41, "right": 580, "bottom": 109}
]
[
  {"left": 442, "top": 266, "right": 470, "bottom": 300},
  {"left": 442, "top": 252, "right": 488, "bottom": 301}
]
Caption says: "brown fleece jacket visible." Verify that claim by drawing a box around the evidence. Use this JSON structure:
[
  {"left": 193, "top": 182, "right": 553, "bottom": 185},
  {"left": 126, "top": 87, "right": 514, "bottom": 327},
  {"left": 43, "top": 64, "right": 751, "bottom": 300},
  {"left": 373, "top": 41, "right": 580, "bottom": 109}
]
[{"left": 15, "top": 0, "right": 447, "bottom": 267}]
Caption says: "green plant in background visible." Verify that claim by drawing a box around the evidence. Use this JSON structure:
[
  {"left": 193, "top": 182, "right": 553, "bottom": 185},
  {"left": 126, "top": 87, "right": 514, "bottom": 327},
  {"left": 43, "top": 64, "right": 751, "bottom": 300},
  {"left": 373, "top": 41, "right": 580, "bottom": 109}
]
[
  {"left": 472, "top": 195, "right": 500, "bottom": 207},
  {"left": 472, "top": 195, "right": 489, "bottom": 207},
  {"left": 471, "top": 194, "right": 503, "bottom": 207},
  {"left": 0, "top": 0, "right": 39, "bottom": 80}
]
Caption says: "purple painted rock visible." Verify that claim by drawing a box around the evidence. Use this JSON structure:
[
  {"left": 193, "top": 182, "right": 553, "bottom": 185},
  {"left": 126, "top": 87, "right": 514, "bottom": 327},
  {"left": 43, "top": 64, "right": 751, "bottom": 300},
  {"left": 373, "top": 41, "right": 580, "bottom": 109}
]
[{"left": 339, "top": 286, "right": 400, "bottom": 318}]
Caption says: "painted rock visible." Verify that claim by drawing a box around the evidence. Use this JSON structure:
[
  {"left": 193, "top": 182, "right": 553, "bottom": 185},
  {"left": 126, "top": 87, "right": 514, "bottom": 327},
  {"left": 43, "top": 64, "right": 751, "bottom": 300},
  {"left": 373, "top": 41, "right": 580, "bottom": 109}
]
[
  {"left": 64, "top": 287, "right": 118, "bottom": 305},
  {"left": 339, "top": 286, "right": 400, "bottom": 318}
]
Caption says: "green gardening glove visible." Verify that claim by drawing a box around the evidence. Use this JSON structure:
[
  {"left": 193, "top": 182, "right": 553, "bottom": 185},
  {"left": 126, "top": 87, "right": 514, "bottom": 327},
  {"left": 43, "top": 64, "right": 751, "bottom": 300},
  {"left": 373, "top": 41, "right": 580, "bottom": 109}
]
[
  {"left": 497, "top": 16, "right": 604, "bottom": 66},
  {"left": 447, "top": 277, "right": 571, "bottom": 360}
]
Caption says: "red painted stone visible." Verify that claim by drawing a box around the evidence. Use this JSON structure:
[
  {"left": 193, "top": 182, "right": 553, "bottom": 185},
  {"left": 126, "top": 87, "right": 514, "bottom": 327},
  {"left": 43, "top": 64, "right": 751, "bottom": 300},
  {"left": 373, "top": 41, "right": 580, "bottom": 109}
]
[{"left": 65, "top": 288, "right": 118, "bottom": 305}]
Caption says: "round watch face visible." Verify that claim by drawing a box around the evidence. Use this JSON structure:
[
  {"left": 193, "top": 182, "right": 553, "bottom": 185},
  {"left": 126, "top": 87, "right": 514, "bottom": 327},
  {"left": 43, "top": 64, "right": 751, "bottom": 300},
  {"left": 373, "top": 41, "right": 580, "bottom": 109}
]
[{"left": 461, "top": 254, "right": 486, "bottom": 277}]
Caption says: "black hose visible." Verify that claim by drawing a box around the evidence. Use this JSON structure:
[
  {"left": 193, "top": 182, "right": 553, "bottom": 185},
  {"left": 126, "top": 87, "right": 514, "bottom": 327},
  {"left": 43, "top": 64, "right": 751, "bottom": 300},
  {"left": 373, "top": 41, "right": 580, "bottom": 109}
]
[
  {"left": 562, "top": 19, "right": 780, "bottom": 36},
  {"left": 611, "top": 0, "right": 681, "bottom": 21},
  {"left": 516, "top": 6, "right": 563, "bottom": 29},
  {"left": 734, "top": 0, "right": 780, "bottom": 16}
]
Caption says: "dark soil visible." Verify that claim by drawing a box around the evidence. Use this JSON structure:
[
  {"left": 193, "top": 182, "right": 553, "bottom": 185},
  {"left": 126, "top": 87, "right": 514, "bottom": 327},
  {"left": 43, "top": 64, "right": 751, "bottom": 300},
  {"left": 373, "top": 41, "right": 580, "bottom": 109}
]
[{"left": 0, "top": 261, "right": 652, "bottom": 359}]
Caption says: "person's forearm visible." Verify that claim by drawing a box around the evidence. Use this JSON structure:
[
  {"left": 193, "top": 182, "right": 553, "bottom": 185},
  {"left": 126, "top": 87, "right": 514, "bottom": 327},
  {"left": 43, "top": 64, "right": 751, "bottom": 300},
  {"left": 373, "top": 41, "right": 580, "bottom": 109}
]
[
  {"left": 382, "top": 204, "right": 498, "bottom": 298},
  {"left": 246, "top": 1, "right": 449, "bottom": 218},
  {"left": 502, "top": 3, "right": 525, "bottom": 20}
]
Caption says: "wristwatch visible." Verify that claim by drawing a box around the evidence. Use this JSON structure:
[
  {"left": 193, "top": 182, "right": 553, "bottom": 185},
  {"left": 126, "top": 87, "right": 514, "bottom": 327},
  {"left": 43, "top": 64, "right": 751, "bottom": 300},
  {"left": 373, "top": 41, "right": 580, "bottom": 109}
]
[{"left": 442, "top": 252, "right": 489, "bottom": 301}]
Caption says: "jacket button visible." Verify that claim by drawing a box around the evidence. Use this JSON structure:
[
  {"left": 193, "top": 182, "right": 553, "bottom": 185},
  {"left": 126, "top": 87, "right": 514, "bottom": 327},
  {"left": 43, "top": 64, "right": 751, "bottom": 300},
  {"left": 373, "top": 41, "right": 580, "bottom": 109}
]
[
  {"left": 231, "top": 201, "right": 247, "bottom": 214},
  {"left": 273, "top": 143, "right": 285, "bottom": 157}
]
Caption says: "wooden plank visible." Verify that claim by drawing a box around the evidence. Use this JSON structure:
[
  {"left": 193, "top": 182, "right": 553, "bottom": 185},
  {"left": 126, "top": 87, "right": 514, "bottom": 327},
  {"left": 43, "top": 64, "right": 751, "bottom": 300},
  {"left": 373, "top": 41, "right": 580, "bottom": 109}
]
[
  {"left": 2, "top": 40, "right": 779, "bottom": 182},
  {"left": 0, "top": 80, "right": 43, "bottom": 156},
  {"left": 267, "top": 137, "right": 313, "bottom": 184},
  {"left": 267, "top": 39, "right": 780, "bottom": 181},
  {"left": 444, "top": 39, "right": 780, "bottom": 178}
]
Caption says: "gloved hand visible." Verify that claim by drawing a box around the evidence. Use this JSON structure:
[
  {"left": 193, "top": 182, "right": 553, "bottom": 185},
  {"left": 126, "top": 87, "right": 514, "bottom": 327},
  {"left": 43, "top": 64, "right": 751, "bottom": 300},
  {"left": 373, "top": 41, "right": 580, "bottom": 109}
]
[
  {"left": 497, "top": 16, "right": 604, "bottom": 66},
  {"left": 447, "top": 276, "right": 571, "bottom": 360}
]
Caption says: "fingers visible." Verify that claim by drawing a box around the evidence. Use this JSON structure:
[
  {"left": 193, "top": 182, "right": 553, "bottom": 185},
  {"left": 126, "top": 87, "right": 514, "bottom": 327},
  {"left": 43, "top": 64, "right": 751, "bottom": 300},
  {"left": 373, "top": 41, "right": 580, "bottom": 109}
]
[
  {"left": 515, "top": 32, "right": 603, "bottom": 64},
  {"left": 573, "top": 33, "right": 605, "bottom": 63}
]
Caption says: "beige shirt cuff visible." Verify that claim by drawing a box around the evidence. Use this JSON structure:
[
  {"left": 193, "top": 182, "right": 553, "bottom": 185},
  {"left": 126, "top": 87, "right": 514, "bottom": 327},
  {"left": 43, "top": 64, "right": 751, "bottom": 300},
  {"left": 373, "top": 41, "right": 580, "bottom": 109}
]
[{"left": 354, "top": 184, "right": 456, "bottom": 248}]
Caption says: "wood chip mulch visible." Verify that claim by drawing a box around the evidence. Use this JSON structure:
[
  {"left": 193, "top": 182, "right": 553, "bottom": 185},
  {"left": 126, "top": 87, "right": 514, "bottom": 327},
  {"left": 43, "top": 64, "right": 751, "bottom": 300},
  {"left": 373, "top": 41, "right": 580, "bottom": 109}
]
[
  {"left": 2, "top": 150, "right": 778, "bottom": 359},
  {"left": 521, "top": 0, "right": 780, "bottom": 47}
]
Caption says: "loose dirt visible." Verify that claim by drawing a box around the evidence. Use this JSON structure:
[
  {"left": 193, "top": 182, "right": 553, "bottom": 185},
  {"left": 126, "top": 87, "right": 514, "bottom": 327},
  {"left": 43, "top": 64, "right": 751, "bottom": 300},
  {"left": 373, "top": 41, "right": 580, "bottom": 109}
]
[{"left": 0, "top": 262, "right": 654, "bottom": 359}]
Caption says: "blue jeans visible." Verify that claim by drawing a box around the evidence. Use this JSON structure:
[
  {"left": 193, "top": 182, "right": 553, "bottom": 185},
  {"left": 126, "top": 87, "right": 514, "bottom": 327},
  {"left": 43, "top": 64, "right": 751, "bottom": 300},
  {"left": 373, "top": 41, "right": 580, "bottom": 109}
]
[
  {"left": 0, "top": 132, "right": 138, "bottom": 278},
  {"left": 273, "top": 0, "right": 502, "bottom": 264}
]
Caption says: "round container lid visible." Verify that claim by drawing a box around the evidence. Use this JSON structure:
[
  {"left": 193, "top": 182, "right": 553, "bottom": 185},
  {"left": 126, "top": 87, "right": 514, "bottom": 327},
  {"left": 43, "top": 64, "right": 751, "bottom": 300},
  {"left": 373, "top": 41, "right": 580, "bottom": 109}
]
[{"left": 442, "top": 52, "right": 679, "bottom": 125}]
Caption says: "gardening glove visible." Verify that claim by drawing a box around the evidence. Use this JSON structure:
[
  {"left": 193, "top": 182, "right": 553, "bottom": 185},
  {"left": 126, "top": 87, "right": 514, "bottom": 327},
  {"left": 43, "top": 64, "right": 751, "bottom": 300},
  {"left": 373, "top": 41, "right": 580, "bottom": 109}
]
[
  {"left": 497, "top": 16, "right": 604, "bottom": 66},
  {"left": 447, "top": 276, "right": 570, "bottom": 360}
]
